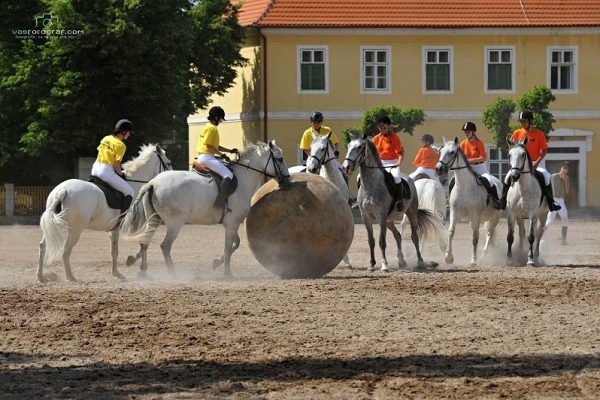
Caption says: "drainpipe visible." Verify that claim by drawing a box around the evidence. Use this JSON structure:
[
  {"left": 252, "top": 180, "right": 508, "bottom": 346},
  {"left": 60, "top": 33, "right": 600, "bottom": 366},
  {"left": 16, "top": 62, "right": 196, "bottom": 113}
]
[{"left": 259, "top": 27, "right": 268, "bottom": 143}]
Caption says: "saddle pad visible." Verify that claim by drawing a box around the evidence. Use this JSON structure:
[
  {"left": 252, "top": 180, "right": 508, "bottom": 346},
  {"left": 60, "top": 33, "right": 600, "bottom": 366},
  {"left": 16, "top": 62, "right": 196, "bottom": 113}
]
[
  {"left": 192, "top": 169, "right": 238, "bottom": 196},
  {"left": 89, "top": 176, "right": 122, "bottom": 209}
]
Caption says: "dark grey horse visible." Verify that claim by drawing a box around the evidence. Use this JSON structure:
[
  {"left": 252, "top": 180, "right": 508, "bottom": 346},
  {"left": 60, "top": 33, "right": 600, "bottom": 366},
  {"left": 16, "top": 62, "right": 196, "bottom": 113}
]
[{"left": 342, "top": 132, "right": 445, "bottom": 271}]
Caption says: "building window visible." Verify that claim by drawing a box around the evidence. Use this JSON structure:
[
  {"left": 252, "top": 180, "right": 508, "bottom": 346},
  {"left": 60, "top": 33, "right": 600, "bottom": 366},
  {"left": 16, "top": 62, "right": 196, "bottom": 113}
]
[
  {"left": 485, "top": 47, "right": 514, "bottom": 92},
  {"left": 298, "top": 46, "right": 328, "bottom": 93},
  {"left": 424, "top": 47, "right": 452, "bottom": 92},
  {"left": 548, "top": 47, "right": 577, "bottom": 93},
  {"left": 361, "top": 47, "right": 391, "bottom": 93},
  {"left": 488, "top": 146, "right": 510, "bottom": 182}
]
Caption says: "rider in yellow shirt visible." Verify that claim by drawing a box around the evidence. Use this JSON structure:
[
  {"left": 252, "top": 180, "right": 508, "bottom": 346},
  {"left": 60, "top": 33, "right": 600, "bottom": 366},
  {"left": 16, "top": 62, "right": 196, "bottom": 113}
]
[
  {"left": 196, "top": 106, "right": 239, "bottom": 210},
  {"left": 91, "top": 119, "right": 135, "bottom": 213}
]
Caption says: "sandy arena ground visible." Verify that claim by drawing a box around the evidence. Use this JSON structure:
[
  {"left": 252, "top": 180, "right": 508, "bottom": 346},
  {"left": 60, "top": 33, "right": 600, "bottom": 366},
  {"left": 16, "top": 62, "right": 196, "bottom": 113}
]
[{"left": 1, "top": 215, "right": 599, "bottom": 399}]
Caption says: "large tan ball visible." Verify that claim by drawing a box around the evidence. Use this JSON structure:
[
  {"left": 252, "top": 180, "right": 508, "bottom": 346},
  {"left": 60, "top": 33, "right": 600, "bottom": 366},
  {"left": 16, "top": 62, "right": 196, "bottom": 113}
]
[{"left": 246, "top": 173, "right": 354, "bottom": 279}]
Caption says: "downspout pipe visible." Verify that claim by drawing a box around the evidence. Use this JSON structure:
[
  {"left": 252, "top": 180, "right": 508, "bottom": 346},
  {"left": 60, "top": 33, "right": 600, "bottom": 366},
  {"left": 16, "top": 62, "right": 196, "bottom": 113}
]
[{"left": 259, "top": 27, "right": 268, "bottom": 143}]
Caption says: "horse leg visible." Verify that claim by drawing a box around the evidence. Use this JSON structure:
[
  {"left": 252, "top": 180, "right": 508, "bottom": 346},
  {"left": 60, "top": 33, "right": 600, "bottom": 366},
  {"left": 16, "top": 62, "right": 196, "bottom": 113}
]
[
  {"left": 378, "top": 218, "right": 389, "bottom": 272},
  {"left": 222, "top": 223, "right": 241, "bottom": 279},
  {"left": 526, "top": 216, "right": 537, "bottom": 266},
  {"left": 137, "top": 243, "right": 150, "bottom": 279},
  {"left": 386, "top": 221, "right": 406, "bottom": 270},
  {"left": 364, "top": 220, "right": 376, "bottom": 272},
  {"left": 160, "top": 223, "right": 184, "bottom": 275},
  {"left": 110, "top": 230, "right": 125, "bottom": 281},
  {"left": 445, "top": 209, "right": 456, "bottom": 264},
  {"left": 126, "top": 244, "right": 144, "bottom": 267},
  {"left": 37, "top": 238, "right": 47, "bottom": 283},
  {"left": 213, "top": 230, "right": 241, "bottom": 270},
  {"left": 506, "top": 214, "right": 515, "bottom": 264},
  {"left": 482, "top": 214, "right": 500, "bottom": 261},
  {"left": 517, "top": 218, "right": 526, "bottom": 254},
  {"left": 341, "top": 253, "right": 352, "bottom": 268},
  {"left": 405, "top": 210, "right": 425, "bottom": 269},
  {"left": 468, "top": 215, "right": 481, "bottom": 267},
  {"left": 62, "top": 230, "right": 82, "bottom": 282}
]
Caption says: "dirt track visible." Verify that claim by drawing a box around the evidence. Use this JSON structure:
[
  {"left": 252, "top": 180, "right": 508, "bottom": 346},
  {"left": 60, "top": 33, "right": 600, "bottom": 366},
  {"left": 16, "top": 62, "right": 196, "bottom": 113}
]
[{"left": 1, "top": 218, "right": 599, "bottom": 399}]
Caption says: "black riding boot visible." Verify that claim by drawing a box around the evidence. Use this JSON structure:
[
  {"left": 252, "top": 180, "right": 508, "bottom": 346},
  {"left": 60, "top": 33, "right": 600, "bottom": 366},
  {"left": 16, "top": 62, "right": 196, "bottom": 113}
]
[
  {"left": 500, "top": 183, "right": 510, "bottom": 210},
  {"left": 482, "top": 180, "right": 501, "bottom": 209},
  {"left": 395, "top": 183, "right": 404, "bottom": 212},
  {"left": 118, "top": 195, "right": 133, "bottom": 223},
  {"left": 544, "top": 183, "right": 562, "bottom": 212},
  {"left": 214, "top": 178, "right": 233, "bottom": 212}
]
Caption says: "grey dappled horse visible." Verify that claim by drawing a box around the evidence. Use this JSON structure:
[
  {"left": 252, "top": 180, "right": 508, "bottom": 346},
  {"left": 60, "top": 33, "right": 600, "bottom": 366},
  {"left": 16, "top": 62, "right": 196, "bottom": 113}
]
[
  {"left": 435, "top": 137, "right": 501, "bottom": 267},
  {"left": 505, "top": 138, "right": 548, "bottom": 266},
  {"left": 342, "top": 132, "right": 445, "bottom": 272},
  {"left": 119, "top": 141, "right": 290, "bottom": 278},
  {"left": 38, "top": 144, "right": 172, "bottom": 282},
  {"left": 306, "top": 132, "right": 352, "bottom": 268}
]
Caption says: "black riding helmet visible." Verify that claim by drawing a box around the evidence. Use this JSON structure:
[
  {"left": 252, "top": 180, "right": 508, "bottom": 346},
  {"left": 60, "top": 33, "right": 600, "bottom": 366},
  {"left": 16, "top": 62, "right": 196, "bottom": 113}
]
[
  {"left": 115, "top": 119, "right": 133, "bottom": 134},
  {"left": 420, "top": 134, "right": 434, "bottom": 144},
  {"left": 462, "top": 121, "right": 477, "bottom": 132},
  {"left": 377, "top": 115, "right": 391, "bottom": 125},
  {"left": 310, "top": 111, "right": 324, "bottom": 123},
  {"left": 519, "top": 110, "right": 534, "bottom": 122},
  {"left": 208, "top": 106, "right": 226, "bottom": 122}
]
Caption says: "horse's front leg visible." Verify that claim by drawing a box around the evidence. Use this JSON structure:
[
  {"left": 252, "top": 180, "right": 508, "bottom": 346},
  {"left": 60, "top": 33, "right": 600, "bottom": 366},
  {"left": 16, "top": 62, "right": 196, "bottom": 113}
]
[
  {"left": 378, "top": 218, "right": 389, "bottom": 272},
  {"left": 126, "top": 244, "right": 145, "bottom": 267},
  {"left": 445, "top": 208, "right": 456, "bottom": 264},
  {"left": 386, "top": 221, "right": 406, "bottom": 269},
  {"left": 534, "top": 214, "right": 547, "bottom": 263},
  {"left": 482, "top": 213, "right": 500, "bottom": 260},
  {"left": 506, "top": 214, "right": 515, "bottom": 264},
  {"left": 469, "top": 214, "right": 481, "bottom": 267},
  {"left": 363, "top": 220, "right": 376, "bottom": 272},
  {"left": 37, "top": 238, "right": 47, "bottom": 284},
  {"left": 222, "top": 223, "right": 241, "bottom": 279},
  {"left": 526, "top": 216, "right": 537, "bottom": 266},
  {"left": 110, "top": 230, "right": 125, "bottom": 280},
  {"left": 517, "top": 218, "right": 526, "bottom": 253}
]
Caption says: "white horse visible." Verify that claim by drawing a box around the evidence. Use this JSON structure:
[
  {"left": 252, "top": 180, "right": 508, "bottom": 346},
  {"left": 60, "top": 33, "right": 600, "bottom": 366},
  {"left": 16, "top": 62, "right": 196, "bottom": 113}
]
[
  {"left": 505, "top": 138, "right": 548, "bottom": 266},
  {"left": 306, "top": 132, "right": 352, "bottom": 268},
  {"left": 342, "top": 132, "right": 445, "bottom": 272},
  {"left": 37, "top": 144, "right": 172, "bottom": 282},
  {"left": 119, "top": 140, "right": 290, "bottom": 278},
  {"left": 435, "top": 137, "right": 501, "bottom": 267},
  {"left": 400, "top": 178, "right": 447, "bottom": 252}
]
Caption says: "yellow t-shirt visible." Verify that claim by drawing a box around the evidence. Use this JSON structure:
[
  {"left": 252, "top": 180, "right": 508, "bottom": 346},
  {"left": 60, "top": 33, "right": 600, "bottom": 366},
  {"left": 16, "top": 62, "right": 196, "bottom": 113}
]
[
  {"left": 196, "top": 123, "right": 220, "bottom": 154},
  {"left": 299, "top": 126, "right": 339, "bottom": 150},
  {"left": 96, "top": 135, "right": 126, "bottom": 165}
]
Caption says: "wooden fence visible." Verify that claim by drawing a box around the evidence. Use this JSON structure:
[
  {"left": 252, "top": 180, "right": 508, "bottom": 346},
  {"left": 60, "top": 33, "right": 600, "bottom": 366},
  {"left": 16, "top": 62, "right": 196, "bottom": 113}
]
[{"left": 1, "top": 185, "right": 53, "bottom": 216}]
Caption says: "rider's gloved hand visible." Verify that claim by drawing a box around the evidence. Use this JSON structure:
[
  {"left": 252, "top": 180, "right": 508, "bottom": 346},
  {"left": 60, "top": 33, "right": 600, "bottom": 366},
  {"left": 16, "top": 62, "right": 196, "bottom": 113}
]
[
  {"left": 220, "top": 154, "right": 230, "bottom": 162},
  {"left": 230, "top": 148, "right": 239, "bottom": 154},
  {"left": 334, "top": 150, "right": 340, "bottom": 158}
]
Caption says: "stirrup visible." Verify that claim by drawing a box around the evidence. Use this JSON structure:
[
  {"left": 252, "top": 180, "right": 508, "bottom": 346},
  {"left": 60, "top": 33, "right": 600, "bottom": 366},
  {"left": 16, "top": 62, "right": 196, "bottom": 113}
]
[
  {"left": 549, "top": 201, "right": 561, "bottom": 212},
  {"left": 395, "top": 200, "right": 403, "bottom": 212}
]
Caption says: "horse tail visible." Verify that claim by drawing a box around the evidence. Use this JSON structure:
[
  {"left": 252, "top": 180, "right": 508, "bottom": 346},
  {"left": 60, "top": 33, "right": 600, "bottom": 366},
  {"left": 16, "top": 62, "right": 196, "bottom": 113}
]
[
  {"left": 119, "top": 183, "right": 160, "bottom": 243},
  {"left": 40, "top": 189, "right": 69, "bottom": 265},
  {"left": 416, "top": 208, "right": 447, "bottom": 245}
]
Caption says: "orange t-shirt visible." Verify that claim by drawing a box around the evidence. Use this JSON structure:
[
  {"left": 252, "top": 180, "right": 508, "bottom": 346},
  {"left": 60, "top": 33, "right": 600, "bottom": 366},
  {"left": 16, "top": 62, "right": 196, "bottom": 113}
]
[
  {"left": 373, "top": 133, "right": 404, "bottom": 161},
  {"left": 413, "top": 146, "right": 439, "bottom": 169},
  {"left": 510, "top": 128, "right": 548, "bottom": 162},
  {"left": 459, "top": 138, "right": 487, "bottom": 161}
]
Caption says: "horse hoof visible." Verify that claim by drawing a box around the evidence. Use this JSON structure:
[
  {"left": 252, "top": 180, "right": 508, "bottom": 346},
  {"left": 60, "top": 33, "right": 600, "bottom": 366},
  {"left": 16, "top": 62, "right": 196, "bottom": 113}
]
[
  {"left": 527, "top": 260, "right": 536, "bottom": 267},
  {"left": 136, "top": 270, "right": 150, "bottom": 280},
  {"left": 398, "top": 260, "right": 408, "bottom": 270},
  {"left": 469, "top": 262, "right": 477, "bottom": 268},
  {"left": 367, "top": 267, "right": 375, "bottom": 273},
  {"left": 212, "top": 257, "right": 224, "bottom": 270},
  {"left": 126, "top": 256, "right": 137, "bottom": 267},
  {"left": 381, "top": 268, "right": 389, "bottom": 273},
  {"left": 445, "top": 254, "right": 454, "bottom": 264},
  {"left": 113, "top": 272, "right": 126, "bottom": 281}
]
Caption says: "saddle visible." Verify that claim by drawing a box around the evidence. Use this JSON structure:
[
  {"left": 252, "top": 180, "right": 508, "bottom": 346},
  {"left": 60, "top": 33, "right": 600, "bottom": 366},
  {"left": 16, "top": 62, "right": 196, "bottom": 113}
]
[
  {"left": 89, "top": 176, "right": 123, "bottom": 210},
  {"left": 411, "top": 173, "right": 431, "bottom": 182},
  {"left": 192, "top": 161, "right": 238, "bottom": 197},
  {"left": 383, "top": 171, "right": 411, "bottom": 215}
]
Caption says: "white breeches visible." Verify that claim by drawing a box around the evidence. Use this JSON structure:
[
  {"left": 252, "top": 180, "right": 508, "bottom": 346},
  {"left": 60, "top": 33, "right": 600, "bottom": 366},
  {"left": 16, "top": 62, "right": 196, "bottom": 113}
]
[
  {"left": 91, "top": 162, "right": 134, "bottom": 197},
  {"left": 504, "top": 159, "right": 551, "bottom": 186},
  {"left": 545, "top": 198, "right": 568, "bottom": 227},
  {"left": 409, "top": 167, "right": 438, "bottom": 181},
  {"left": 197, "top": 153, "right": 233, "bottom": 179},
  {"left": 381, "top": 159, "right": 402, "bottom": 183},
  {"left": 471, "top": 162, "right": 488, "bottom": 176}
]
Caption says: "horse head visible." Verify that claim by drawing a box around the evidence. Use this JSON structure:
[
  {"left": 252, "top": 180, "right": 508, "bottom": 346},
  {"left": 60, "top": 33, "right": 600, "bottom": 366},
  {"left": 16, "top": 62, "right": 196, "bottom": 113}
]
[
  {"left": 266, "top": 140, "right": 291, "bottom": 188},
  {"left": 342, "top": 132, "right": 368, "bottom": 175},
  {"left": 306, "top": 133, "right": 334, "bottom": 174},
  {"left": 435, "top": 137, "right": 460, "bottom": 176},
  {"left": 507, "top": 139, "right": 530, "bottom": 183}
]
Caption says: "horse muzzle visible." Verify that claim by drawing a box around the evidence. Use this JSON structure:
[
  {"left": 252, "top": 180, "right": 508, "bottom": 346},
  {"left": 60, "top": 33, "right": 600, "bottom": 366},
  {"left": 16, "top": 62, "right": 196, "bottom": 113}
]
[{"left": 435, "top": 164, "right": 447, "bottom": 176}]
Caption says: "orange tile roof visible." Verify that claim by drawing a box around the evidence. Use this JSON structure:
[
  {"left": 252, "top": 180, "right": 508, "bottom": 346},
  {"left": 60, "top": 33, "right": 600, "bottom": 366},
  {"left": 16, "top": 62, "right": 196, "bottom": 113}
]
[{"left": 235, "top": 0, "right": 600, "bottom": 28}]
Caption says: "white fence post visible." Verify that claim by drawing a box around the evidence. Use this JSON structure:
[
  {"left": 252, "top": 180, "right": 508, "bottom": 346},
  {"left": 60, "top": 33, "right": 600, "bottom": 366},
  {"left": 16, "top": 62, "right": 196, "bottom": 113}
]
[{"left": 5, "top": 183, "right": 14, "bottom": 217}]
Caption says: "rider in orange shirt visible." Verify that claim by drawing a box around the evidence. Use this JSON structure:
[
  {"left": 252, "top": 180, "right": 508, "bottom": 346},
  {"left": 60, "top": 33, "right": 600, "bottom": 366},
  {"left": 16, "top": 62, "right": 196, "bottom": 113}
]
[
  {"left": 372, "top": 115, "right": 405, "bottom": 211},
  {"left": 409, "top": 134, "right": 439, "bottom": 181},
  {"left": 500, "top": 110, "right": 561, "bottom": 211}
]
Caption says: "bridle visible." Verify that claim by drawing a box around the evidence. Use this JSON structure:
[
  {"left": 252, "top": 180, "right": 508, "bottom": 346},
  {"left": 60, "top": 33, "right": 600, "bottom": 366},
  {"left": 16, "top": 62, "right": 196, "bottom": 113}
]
[
  {"left": 230, "top": 146, "right": 290, "bottom": 184},
  {"left": 438, "top": 146, "right": 467, "bottom": 172},
  {"left": 125, "top": 147, "right": 171, "bottom": 183},
  {"left": 308, "top": 141, "right": 336, "bottom": 170},
  {"left": 344, "top": 140, "right": 383, "bottom": 171},
  {"left": 509, "top": 144, "right": 532, "bottom": 176}
]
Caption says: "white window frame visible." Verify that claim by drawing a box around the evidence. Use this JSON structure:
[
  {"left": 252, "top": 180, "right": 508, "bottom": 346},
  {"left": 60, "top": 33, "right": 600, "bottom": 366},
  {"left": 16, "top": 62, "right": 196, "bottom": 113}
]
[
  {"left": 297, "top": 45, "right": 329, "bottom": 94},
  {"left": 486, "top": 145, "right": 510, "bottom": 183},
  {"left": 547, "top": 46, "right": 578, "bottom": 94},
  {"left": 422, "top": 46, "right": 453, "bottom": 94},
  {"left": 360, "top": 46, "right": 391, "bottom": 94},
  {"left": 484, "top": 46, "right": 515, "bottom": 94}
]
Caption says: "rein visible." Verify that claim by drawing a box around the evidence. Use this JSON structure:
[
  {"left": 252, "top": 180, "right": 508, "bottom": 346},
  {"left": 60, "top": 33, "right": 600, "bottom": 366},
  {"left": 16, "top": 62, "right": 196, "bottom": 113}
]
[
  {"left": 229, "top": 147, "right": 290, "bottom": 181},
  {"left": 125, "top": 148, "right": 171, "bottom": 183},
  {"left": 509, "top": 145, "right": 532, "bottom": 175},
  {"left": 308, "top": 141, "right": 336, "bottom": 169},
  {"left": 344, "top": 140, "right": 385, "bottom": 171}
]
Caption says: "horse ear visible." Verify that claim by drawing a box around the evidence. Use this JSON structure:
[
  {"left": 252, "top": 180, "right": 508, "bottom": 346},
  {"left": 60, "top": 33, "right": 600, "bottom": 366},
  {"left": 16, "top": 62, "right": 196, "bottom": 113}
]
[
  {"left": 269, "top": 140, "right": 275, "bottom": 149},
  {"left": 326, "top": 131, "right": 332, "bottom": 140},
  {"left": 453, "top": 136, "right": 459, "bottom": 145},
  {"left": 362, "top": 133, "right": 368, "bottom": 140},
  {"left": 506, "top": 137, "right": 513, "bottom": 147},
  {"left": 522, "top": 137, "right": 528, "bottom": 146},
  {"left": 442, "top": 135, "right": 448, "bottom": 143}
]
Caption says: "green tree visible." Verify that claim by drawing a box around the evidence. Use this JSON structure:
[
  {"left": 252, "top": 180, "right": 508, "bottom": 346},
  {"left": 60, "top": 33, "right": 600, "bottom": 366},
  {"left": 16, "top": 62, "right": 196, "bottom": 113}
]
[
  {"left": 0, "top": 0, "right": 246, "bottom": 183},
  {"left": 518, "top": 85, "right": 556, "bottom": 135},
  {"left": 482, "top": 98, "right": 516, "bottom": 151},
  {"left": 343, "top": 105, "right": 425, "bottom": 147}
]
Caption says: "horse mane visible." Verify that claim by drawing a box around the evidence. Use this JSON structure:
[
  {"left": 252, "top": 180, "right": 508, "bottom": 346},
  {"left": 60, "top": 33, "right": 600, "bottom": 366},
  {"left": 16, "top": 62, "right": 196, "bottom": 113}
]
[
  {"left": 364, "top": 138, "right": 384, "bottom": 168},
  {"left": 455, "top": 145, "right": 476, "bottom": 175},
  {"left": 515, "top": 142, "right": 535, "bottom": 172},
  {"left": 123, "top": 144, "right": 158, "bottom": 173}
]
